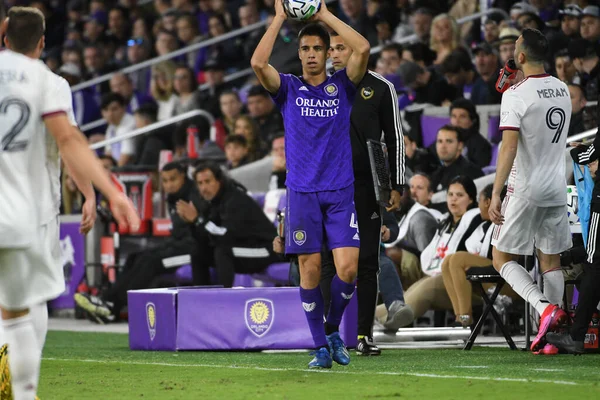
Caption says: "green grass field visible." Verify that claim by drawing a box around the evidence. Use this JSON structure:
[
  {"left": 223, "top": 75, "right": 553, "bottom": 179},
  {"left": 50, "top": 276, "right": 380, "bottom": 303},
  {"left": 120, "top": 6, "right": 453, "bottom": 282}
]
[{"left": 38, "top": 331, "right": 600, "bottom": 399}]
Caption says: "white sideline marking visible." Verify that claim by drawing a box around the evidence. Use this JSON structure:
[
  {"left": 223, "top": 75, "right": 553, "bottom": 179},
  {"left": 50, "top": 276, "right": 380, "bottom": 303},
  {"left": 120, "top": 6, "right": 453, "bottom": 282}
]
[
  {"left": 454, "top": 365, "right": 489, "bottom": 369},
  {"left": 42, "top": 358, "right": 578, "bottom": 386},
  {"left": 534, "top": 368, "right": 566, "bottom": 372}
]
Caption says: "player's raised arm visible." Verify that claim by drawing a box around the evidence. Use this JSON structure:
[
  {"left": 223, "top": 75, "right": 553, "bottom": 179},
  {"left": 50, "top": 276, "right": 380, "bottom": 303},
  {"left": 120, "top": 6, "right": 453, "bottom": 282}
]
[
  {"left": 314, "top": 2, "right": 369, "bottom": 85},
  {"left": 250, "top": 0, "right": 286, "bottom": 93}
]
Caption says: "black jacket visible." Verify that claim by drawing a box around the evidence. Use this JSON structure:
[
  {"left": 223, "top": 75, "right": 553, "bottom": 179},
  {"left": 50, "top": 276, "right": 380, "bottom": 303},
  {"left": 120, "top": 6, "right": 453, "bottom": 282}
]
[
  {"left": 350, "top": 71, "right": 405, "bottom": 190},
  {"left": 196, "top": 181, "right": 277, "bottom": 247},
  {"left": 166, "top": 179, "right": 206, "bottom": 242},
  {"left": 431, "top": 155, "right": 484, "bottom": 192}
]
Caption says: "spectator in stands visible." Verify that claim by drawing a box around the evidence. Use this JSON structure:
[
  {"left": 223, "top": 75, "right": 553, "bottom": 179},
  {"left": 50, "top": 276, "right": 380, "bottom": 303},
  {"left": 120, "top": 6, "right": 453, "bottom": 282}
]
[
  {"left": 58, "top": 63, "right": 102, "bottom": 130},
  {"left": 269, "top": 135, "right": 286, "bottom": 190},
  {"left": 409, "top": 173, "right": 445, "bottom": 217},
  {"left": 74, "top": 162, "right": 206, "bottom": 322},
  {"left": 516, "top": 11, "right": 546, "bottom": 32},
  {"left": 403, "top": 7, "right": 433, "bottom": 45},
  {"left": 30, "top": 0, "right": 65, "bottom": 50},
  {"left": 201, "top": 14, "right": 244, "bottom": 70},
  {"left": 239, "top": 4, "right": 263, "bottom": 63},
  {"left": 83, "top": 12, "right": 107, "bottom": 44},
  {"left": 497, "top": 27, "right": 520, "bottom": 65},
  {"left": 430, "top": 14, "right": 461, "bottom": 65},
  {"left": 234, "top": 115, "right": 267, "bottom": 161},
  {"left": 442, "top": 184, "right": 512, "bottom": 327},
  {"left": 379, "top": 176, "right": 482, "bottom": 327},
  {"left": 150, "top": 61, "right": 178, "bottom": 120},
  {"left": 569, "top": 38, "right": 599, "bottom": 129},
  {"left": 549, "top": 5, "right": 582, "bottom": 57},
  {"left": 473, "top": 42, "right": 502, "bottom": 94},
  {"left": 404, "top": 133, "right": 438, "bottom": 175},
  {"left": 159, "top": 8, "right": 179, "bottom": 33},
  {"left": 133, "top": 104, "right": 173, "bottom": 166},
  {"left": 554, "top": 49, "right": 578, "bottom": 84},
  {"left": 110, "top": 72, "right": 155, "bottom": 113},
  {"left": 398, "top": 61, "right": 457, "bottom": 106},
  {"left": 101, "top": 92, "right": 137, "bottom": 166},
  {"left": 132, "top": 16, "right": 154, "bottom": 43},
  {"left": 482, "top": 18, "right": 501, "bottom": 46},
  {"left": 246, "top": 85, "right": 284, "bottom": 146},
  {"left": 339, "top": 0, "right": 378, "bottom": 45},
  {"left": 568, "top": 83, "right": 589, "bottom": 136},
  {"left": 213, "top": 90, "right": 243, "bottom": 149},
  {"left": 197, "top": 58, "right": 231, "bottom": 119},
  {"left": 224, "top": 135, "right": 250, "bottom": 170},
  {"left": 441, "top": 50, "right": 500, "bottom": 105},
  {"left": 155, "top": 29, "right": 180, "bottom": 57},
  {"left": 62, "top": 45, "right": 84, "bottom": 71},
  {"left": 126, "top": 37, "right": 152, "bottom": 95},
  {"left": 379, "top": 43, "right": 403, "bottom": 76},
  {"left": 61, "top": 168, "right": 84, "bottom": 215},
  {"left": 172, "top": 65, "right": 202, "bottom": 116},
  {"left": 449, "top": 98, "right": 492, "bottom": 168},
  {"left": 176, "top": 13, "right": 206, "bottom": 76},
  {"left": 185, "top": 163, "right": 280, "bottom": 287},
  {"left": 401, "top": 42, "right": 436, "bottom": 68},
  {"left": 431, "top": 125, "right": 484, "bottom": 192},
  {"left": 385, "top": 184, "right": 439, "bottom": 291},
  {"left": 100, "top": 154, "right": 117, "bottom": 177},
  {"left": 154, "top": 0, "right": 172, "bottom": 16},
  {"left": 373, "top": 5, "right": 397, "bottom": 46},
  {"left": 83, "top": 44, "right": 114, "bottom": 99},
  {"left": 581, "top": 5, "right": 600, "bottom": 43}
]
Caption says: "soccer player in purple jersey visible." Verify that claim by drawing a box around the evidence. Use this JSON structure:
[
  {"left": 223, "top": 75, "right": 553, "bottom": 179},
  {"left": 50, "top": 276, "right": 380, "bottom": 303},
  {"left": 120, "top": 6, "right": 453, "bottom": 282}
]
[{"left": 251, "top": 0, "right": 370, "bottom": 369}]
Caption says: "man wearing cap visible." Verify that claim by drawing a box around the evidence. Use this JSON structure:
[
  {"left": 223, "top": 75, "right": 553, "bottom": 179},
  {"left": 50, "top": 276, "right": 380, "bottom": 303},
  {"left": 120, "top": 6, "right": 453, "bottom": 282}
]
[
  {"left": 581, "top": 5, "right": 600, "bottom": 43},
  {"left": 569, "top": 38, "right": 599, "bottom": 128},
  {"left": 473, "top": 42, "right": 501, "bottom": 84},
  {"left": 441, "top": 50, "right": 499, "bottom": 105},
  {"left": 497, "top": 27, "right": 521, "bottom": 65},
  {"left": 197, "top": 58, "right": 233, "bottom": 120},
  {"left": 549, "top": 4, "right": 583, "bottom": 58}
]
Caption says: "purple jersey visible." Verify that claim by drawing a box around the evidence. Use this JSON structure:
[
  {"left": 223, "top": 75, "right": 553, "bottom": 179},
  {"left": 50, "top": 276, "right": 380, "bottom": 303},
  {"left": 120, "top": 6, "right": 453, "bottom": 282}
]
[{"left": 272, "top": 69, "right": 357, "bottom": 192}]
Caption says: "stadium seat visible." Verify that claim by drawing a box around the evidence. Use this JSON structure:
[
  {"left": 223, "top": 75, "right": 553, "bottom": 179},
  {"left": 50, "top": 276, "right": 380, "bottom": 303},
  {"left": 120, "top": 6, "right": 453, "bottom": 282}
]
[
  {"left": 488, "top": 115, "right": 502, "bottom": 144},
  {"left": 420, "top": 116, "right": 450, "bottom": 148},
  {"left": 463, "top": 266, "right": 518, "bottom": 351},
  {"left": 482, "top": 143, "right": 500, "bottom": 175}
]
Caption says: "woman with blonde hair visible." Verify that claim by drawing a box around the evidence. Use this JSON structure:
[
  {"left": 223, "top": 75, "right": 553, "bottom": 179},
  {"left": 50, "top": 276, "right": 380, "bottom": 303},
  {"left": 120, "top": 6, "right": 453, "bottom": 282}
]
[
  {"left": 430, "top": 14, "right": 461, "bottom": 65},
  {"left": 233, "top": 115, "right": 268, "bottom": 162},
  {"left": 150, "top": 60, "right": 178, "bottom": 121}
]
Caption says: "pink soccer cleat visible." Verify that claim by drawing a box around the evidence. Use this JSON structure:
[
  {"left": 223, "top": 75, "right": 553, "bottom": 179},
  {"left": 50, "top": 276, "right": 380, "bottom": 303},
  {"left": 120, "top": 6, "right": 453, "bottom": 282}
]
[{"left": 530, "top": 304, "right": 568, "bottom": 352}]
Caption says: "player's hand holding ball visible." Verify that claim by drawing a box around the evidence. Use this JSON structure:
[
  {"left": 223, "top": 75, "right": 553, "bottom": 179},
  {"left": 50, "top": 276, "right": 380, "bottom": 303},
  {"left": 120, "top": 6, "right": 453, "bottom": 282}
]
[{"left": 283, "top": 0, "right": 322, "bottom": 21}]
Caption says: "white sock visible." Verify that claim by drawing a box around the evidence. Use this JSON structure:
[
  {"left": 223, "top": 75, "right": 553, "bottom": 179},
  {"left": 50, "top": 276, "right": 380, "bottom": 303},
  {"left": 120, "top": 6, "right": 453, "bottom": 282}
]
[
  {"left": 499, "top": 261, "right": 550, "bottom": 315},
  {"left": 30, "top": 303, "right": 48, "bottom": 352},
  {"left": 2, "top": 314, "right": 40, "bottom": 400},
  {"left": 542, "top": 269, "right": 564, "bottom": 307}
]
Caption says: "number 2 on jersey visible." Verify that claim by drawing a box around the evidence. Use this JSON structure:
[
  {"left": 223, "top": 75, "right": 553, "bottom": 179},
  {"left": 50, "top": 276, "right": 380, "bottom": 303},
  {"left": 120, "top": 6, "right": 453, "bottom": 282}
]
[
  {"left": 546, "top": 106, "right": 566, "bottom": 144},
  {"left": 0, "top": 97, "right": 31, "bottom": 152}
]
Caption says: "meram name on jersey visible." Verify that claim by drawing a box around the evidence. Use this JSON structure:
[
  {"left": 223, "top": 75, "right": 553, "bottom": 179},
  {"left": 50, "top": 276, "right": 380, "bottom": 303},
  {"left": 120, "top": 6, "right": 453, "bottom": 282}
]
[
  {"left": 537, "top": 87, "right": 568, "bottom": 99},
  {"left": 0, "top": 69, "right": 28, "bottom": 84},
  {"left": 295, "top": 97, "right": 340, "bottom": 118}
]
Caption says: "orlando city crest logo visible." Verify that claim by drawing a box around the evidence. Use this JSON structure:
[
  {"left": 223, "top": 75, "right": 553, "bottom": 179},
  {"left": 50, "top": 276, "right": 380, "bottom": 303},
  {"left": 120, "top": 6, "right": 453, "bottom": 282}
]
[
  {"left": 146, "top": 302, "right": 156, "bottom": 341},
  {"left": 245, "top": 299, "right": 274, "bottom": 337},
  {"left": 293, "top": 230, "right": 306, "bottom": 246},
  {"left": 324, "top": 83, "right": 338, "bottom": 97}
]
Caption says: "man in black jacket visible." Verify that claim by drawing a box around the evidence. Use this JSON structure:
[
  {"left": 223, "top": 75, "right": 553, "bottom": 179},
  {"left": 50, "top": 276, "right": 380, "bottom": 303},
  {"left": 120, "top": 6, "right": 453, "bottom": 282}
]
[
  {"left": 431, "top": 125, "right": 484, "bottom": 192},
  {"left": 74, "top": 162, "right": 206, "bottom": 322},
  {"left": 177, "top": 162, "right": 280, "bottom": 287},
  {"left": 320, "top": 32, "right": 404, "bottom": 356}
]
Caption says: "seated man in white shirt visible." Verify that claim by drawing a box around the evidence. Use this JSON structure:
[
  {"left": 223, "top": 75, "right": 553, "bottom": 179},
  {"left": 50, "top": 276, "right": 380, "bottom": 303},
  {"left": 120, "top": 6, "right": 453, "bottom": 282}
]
[{"left": 101, "top": 92, "right": 138, "bottom": 166}]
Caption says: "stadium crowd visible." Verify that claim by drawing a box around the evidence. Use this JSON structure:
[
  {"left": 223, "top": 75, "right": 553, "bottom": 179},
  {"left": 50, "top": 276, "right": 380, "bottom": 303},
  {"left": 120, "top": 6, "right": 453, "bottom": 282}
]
[{"left": 19, "top": 0, "right": 597, "bottom": 331}]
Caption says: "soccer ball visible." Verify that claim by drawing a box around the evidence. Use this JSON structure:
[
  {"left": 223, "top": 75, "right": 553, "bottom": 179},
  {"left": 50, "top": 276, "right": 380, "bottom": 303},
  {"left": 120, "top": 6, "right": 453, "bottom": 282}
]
[
  {"left": 566, "top": 185, "right": 580, "bottom": 225},
  {"left": 283, "top": 0, "right": 321, "bottom": 21}
]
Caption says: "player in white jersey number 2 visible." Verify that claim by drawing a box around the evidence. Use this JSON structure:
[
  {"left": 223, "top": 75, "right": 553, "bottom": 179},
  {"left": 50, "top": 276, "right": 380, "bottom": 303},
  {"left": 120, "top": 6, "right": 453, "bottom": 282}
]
[
  {"left": 489, "top": 28, "right": 572, "bottom": 354},
  {"left": 0, "top": 8, "right": 140, "bottom": 399}
]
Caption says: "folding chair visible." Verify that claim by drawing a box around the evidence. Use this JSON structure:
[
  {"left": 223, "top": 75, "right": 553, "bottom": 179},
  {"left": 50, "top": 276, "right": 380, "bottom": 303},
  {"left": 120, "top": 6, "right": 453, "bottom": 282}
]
[{"left": 463, "top": 265, "right": 518, "bottom": 350}]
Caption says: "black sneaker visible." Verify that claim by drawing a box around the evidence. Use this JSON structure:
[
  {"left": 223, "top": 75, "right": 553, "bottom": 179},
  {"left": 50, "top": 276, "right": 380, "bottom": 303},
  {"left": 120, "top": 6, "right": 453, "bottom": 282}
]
[
  {"left": 356, "top": 336, "right": 381, "bottom": 356},
  {"left": 546, "top": 332, "right": 584, "bottom": 355},
  {"left": 74, "top": 293, "right": 115, "bottom": 323}
]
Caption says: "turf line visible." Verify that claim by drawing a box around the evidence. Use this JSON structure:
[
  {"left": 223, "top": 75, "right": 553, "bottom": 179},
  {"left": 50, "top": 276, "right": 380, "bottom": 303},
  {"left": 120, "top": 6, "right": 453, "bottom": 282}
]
[{"left": 42, "top": 358, "right": 578, "bottom": 386}]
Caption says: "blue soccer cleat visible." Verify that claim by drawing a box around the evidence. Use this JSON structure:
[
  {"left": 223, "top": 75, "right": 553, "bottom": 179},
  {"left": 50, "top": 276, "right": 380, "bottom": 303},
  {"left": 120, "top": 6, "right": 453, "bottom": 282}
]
[
  {"left": 326, "top": 332, "right": 350, "bottom": 365},
  {"left": 308, "top": 347, "right": 332, "bottom": 369}
]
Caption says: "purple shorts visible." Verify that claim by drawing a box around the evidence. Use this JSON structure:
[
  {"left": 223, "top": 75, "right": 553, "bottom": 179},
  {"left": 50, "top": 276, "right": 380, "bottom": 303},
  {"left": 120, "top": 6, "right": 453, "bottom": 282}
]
[{"left": 285, "top": 185, "right": 360, "bottom": 254}]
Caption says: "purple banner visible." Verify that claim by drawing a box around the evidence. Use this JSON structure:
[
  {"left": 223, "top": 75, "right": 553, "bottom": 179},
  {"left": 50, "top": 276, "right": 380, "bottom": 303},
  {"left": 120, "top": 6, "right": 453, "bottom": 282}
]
[
  {"left": 129, "top": 287, "right": 357, "bottom": 351},
  {"left": 49, "top": 221, "right": 86, "bottom": 309}
]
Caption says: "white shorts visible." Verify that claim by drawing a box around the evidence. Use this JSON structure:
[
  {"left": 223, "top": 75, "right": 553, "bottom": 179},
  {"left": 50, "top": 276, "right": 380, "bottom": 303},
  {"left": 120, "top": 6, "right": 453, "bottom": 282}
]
[
  {"left": 491, "top": 195, "right": 572, "bottom": 255},
  {"left": 0, "top": 217, "right": 65, "bottom": 310}
]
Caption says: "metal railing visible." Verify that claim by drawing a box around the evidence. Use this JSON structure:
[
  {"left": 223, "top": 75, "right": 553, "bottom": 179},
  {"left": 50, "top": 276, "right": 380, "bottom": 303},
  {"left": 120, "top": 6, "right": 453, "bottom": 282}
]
[
  {"left": 89, "top": 109, "right": 214, "bottom": 150},
  {"left": 567, "top": 127, "right": 598, "bottom": 144}
]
